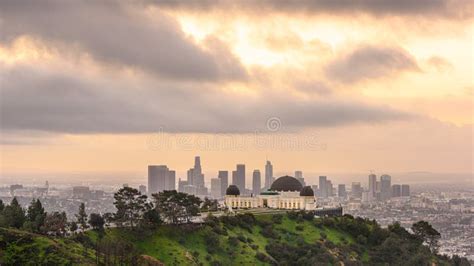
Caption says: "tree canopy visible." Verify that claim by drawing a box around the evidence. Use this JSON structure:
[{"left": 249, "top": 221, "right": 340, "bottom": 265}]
[{"left": 152, "top": 190, "right": 202, "bottom": 224}]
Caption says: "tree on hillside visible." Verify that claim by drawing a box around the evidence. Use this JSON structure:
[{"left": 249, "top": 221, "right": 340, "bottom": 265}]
[
  {"left": 201, "top": 197, "right": 218, "bottom": 212},
  {"left": 76, "top": 203, "right": 88, "bottom": 231},
  {"left": 0, "top": 199, "right": 5, "bottom": 227},
  {"left": 25, "top": 199, "right": 46, "bottom": 232},
  {"left": 153, "top": 190, "right": 202, "bottom": 224},
  {"left": 69, "top": 221, "right": 78, "bottom": 233},
  {"left": 102, "top": 212, "right": 114, "bottom": 228},
  {"left": 41, "top": 211, "right": 68, "bottom": 236},
  {"left": 388, "top": 222, "right": 412, "bottom": 240},
  {"left": 411, "top": 221, "right": 441, "bottom": 253},
  {"left": 113, "top": 187, "right": 150, "bottom": 228},
  {"left": 2, "top": 197, "right": 26, "bottom": 228},
  {"left": 89, "top": 213, "right": 105, "bottom": 231},
  {"left": 142, "top": 208, "right": 162, "bottom": 228}
]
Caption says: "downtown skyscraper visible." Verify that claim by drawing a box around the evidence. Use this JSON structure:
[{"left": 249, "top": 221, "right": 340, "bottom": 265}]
[
  {"left": 380, "top": 174, "right": 392, "bottom": 201},
  {"left": 368, "top": 173, "right": 377, "bottom": 198},
  {"left": 232, "top": 164, "right": 246, "bottom": 193},
  {"left": 319, "top": 176, "right": 327, "bottom": 198},
  {"left": 185, "top": 156, "right": 206, "bottom": 195},
  {"left": 148, "top": 165, "right": 175, "bottom": 194},
  {"left": 252, "top": 169, "right": 261, "bottom": 195},
  {"left": 264, "top": 161, "right": 273, "bottom": 190},
  {"left": 218, "top": 170, "right": 229, "bottom": 197}
]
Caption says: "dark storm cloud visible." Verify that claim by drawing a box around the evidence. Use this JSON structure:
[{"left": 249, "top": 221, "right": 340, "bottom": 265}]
[
  {"left": 0, "top": 65, "right": 411, "bottom": 134},
  {"left": 153, "top": 0, "right": 472, "bottom": 19},
  {"left": 0, "top": 1, "right": 246, "bottom": 81},
  {"left": 325, "top": 45, "right": 420, "bottom": 83}
]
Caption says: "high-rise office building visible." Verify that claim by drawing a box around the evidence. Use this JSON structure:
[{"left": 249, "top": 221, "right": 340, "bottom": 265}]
[
  {"left": 351, "top": 182, "right": 363, "bottom": 198},
  {"left": 252, "top": 170, "right": 261, "bottom": 195},
  {"left": 319, "top": 176, "right": 327, "bottom": 198},
  {"left": 178, "top": 178, "right": 188, "bottom": 193},
  {"left": 193, "top": 156, "right": 204, "bottom": 188},
  {"left": 148, "top": 165, "right": 175, "bottom": 194},
  {"left": 327, "top": 180, "right": 334, "bottom": 197},
  {"left": 401, "top": 184, "right": 410, "bottom": 197},
  {"left": 183, "top": 184, "right": 197, "bottom": 195},
  {"left": 368, "top": 174, "right": 377, "bottom": 197},
  {"left": 232, "top": 164, "right": 246, "bottom": 193},
  {"left": 338, "top": 184, "right": 347, "bottom": 198},
  {"left": 185, "top": 156, "right": 206, "bottom": 195},
  {"left": 210, "top": 178, "right": 222, "bottom": 199},
  {"left": 264, "top": 161, "right": 273, "bottom": 190},
  {"left": 218, "top": 171, "right": 228, "bottom": 197},
  {"left": 295, "top": 171, "right": 305, "bottom": 186},
  {"left": 380, "top": 174, "right": 392, "bottom": 201},
  {"left": 187, "top": 168, "right": 194, "bottom": 187},
  {"left": 166, "top": 170, "right": 176, "bottom": 191},
  {"left": 392, "top": 184, "right": 401, "bottom": 197}
]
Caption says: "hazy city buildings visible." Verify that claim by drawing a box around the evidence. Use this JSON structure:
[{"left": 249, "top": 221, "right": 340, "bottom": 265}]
[
  {"left": 264, "top": 161, "right": 274, "bottom": 190},
  {"left": 338, "top": 184, "right": 347, "bottom": 198},
  {"left": 210, "top": 178, "right": 221, "bottom": 199},
  {"left": 178, "top": 178, "right": 187, "bottom": 193},
  {"left": 319, "top": 176, "right": 327, "bottom": 198},
  {"left": 185, "top": 156, "right": 208, "bottom": 196},
  {"left": 218, "top": 171, "right": 228, "bottom": 198},
  {"left": 72, "top": 186, "right": 90, "bottom": 199},
  {"left": 368, "top": 173, "right": 377, "bottom": 197},
  {"left": 295, "top": 171, "right": 305, "bottom": 186},
  {"left": 327, "top": 180, "right": 334, "bottom": 197},
  {"left": 252, "top": 170, "right": 261, "bottom": 195},
  {"left": 351, "top": 182, "right": 363, "bottom": 198},
  {"left": 232, "top": 164, "right": 246, "bottom": 194},
  {"left": 401, "top": 184, "right": 410, "bottom": 197},
  {"left": 148, "top": 165, "right": 175, "bottom": 194},
  {"left": 392, "top": 184, "right": 401, "bottom": 197},
  {"left": 380, "top": 174, "right": 392, "bottom": 201}
]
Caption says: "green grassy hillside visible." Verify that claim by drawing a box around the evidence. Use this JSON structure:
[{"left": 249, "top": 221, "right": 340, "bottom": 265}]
[
  {"left": 0, "top": 227, "right": 95, "bottom": 265},
  {"left": 1, "top": 212, "right": 467, "bottom": 265},
  {"left": 99, "top": 213, "right": 357, "bottom": 265}
]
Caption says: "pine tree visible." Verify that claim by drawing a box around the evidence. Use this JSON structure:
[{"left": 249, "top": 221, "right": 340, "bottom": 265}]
[
  {"left": 26, "top": 199, "right": 46, "bottom": 232},
  {"left": 76, "top": 202, "right": 88, "bottom": 230},
  {"left": 3, "top": 197, "right": 26, "bottom": 228}
]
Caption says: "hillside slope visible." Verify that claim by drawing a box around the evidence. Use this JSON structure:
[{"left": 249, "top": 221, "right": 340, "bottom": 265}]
[
  {"left": 0, "top": 227, "right": 95, "bottom": 265},
  {"left": 1, "top": 212, "right": 468, "bottom": 265},
  {"left": 87, "top": 212, "right": 462, "bottom": 265}
]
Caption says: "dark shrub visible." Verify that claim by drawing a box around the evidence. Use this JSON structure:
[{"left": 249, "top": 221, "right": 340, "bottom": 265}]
[
  {"left": 320, "top": 232, "right": 327, "bottom": 240},
  {"left": 228, "top": 236, "right": 239, "bottom": 247},
  {"left": 256, "top": 252, "right": 272, "bottom": 263},
  {"left": 261, "top": 224, "right": 278, "bottom": 239},
  {"left": 237, "top": 234, "right": 247, "bottom": 243},
  {"left": 272, "top": 214, "right": 283, "bottom": 224}
]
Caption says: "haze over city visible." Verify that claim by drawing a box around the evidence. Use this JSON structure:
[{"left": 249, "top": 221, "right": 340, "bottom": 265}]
[{"left": 1, "top": 1, "right": 473, "bottom": 184}]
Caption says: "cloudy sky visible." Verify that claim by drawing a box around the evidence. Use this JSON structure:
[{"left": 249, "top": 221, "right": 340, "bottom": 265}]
[{"left": 0, "top": 0, "right": 472, "bottom": 184}]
